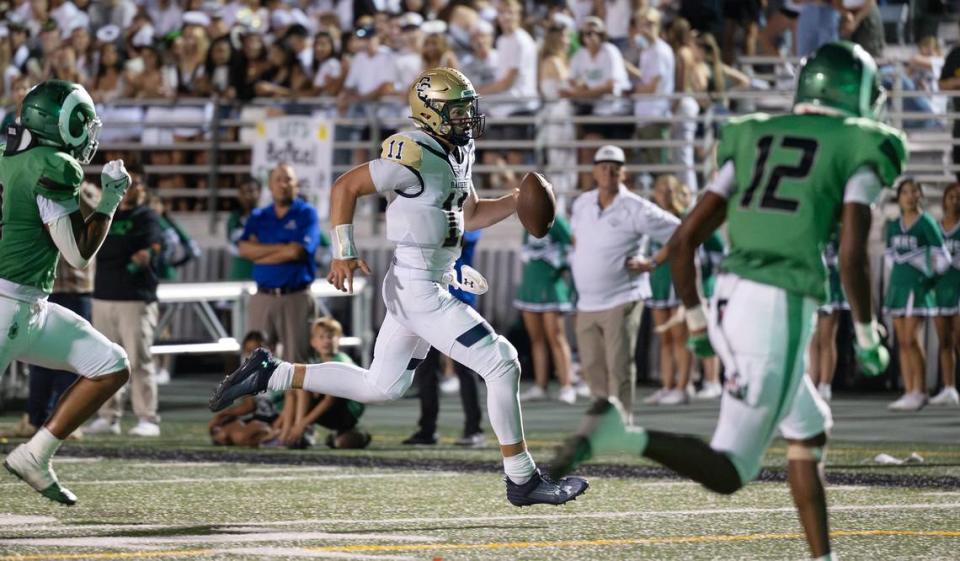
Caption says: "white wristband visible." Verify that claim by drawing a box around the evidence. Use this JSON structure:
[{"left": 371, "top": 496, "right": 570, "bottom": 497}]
[
  {"left": 684, "top": 305, "right": 708, "bottom": 332},
  {"left": 854, "top": 320, "right": 881, "bottom": 348},
  {"left": 332, "top": 224, "right": 358, "bottom": 260},
  {"left": 95, "top": 188, "right": 124, "bottom": 217}
]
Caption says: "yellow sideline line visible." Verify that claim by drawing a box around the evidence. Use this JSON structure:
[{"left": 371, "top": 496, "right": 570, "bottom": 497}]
[{"left": 4, "top": 529, "right": 958, "bottom": 560}]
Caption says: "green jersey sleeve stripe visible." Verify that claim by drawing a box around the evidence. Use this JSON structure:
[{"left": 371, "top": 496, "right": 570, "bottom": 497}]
[{"left": 38, "top": 176, "right": 76, "bottom": 192}]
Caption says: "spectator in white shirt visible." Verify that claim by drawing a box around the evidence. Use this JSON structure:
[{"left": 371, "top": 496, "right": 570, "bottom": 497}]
[
  {"left": 596, "top": 0, "right": 637, "bottom": 51},
  {"left": 337, "top": 25, "right": 401, "bottom": 163},
  {"left": 629, "top": 8, "right": 675, "bottom": 166},
  {"left": 460, "top": 20, "right": 499, "bottom": 88},
  {"left": 148, "top": 0, "right": 183, "bottom": 37},
  {"left": 565, "top": 16, "right": 631, "bottom": 189},
  {"left": 393, "top": 13, "right": 424, "bottom": 92},
  {"left": 570, "top": 145, "right": 680, "bottom": 419}
]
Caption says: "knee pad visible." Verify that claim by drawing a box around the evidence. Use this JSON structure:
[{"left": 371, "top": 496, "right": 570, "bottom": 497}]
[
  {"left": 84, "top": 343, "right": 130, "bottom": 379},
  {"left": 474, "top": 335, "right": 520, "bottom": 383}
]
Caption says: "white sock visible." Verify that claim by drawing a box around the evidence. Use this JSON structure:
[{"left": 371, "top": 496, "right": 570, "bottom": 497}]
[
  {"left": 813, "top": 552, "right": 837, "bottom": 561},
  {"left": 266, "top": 361, "right": 294, "bottom": 391},
  {"left": 503, "top": 450, "right": 536, "bottom": 485},
  {"left": 25, "top": 428, "right": 62, "bottom": 463}
]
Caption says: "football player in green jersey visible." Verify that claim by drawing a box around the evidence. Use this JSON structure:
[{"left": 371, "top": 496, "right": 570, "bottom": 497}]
[
  {"left": 0, "top": 80, "right": 133, "bottom": 505},
  {"left": 552, "top": 42, "right": 906, "bottom": 561}
]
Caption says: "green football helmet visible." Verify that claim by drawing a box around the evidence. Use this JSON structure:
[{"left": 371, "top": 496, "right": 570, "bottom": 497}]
[
  {"left": 21, "top": 80, "right": 101, "bottom": 164},
  {"left": 794, "top": 41, "right": 885, "bottom": 120}
]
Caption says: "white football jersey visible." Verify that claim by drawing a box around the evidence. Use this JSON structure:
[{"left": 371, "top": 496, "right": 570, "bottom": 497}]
[{"left": 369, "top": 129, "right": 475, "bottom": 271}]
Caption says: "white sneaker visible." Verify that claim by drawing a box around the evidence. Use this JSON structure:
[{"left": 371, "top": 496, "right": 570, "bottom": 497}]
[
  {"left": 929, "top": 386, "right": 960, "bottom": 407},
  {"left": 155, "top": 368, "right": 171, "bottom": 386},
  {"left": 685, "top": 383, "right": 696, "bottom": 398},
  {"left": 557, "top": 385, "right": 576, "bottom": 405},
  {"left": 695, "top": 381, "right": 722, "bottom": 400},
  {"left": 888, "top": 392, "right": 927, "bottom": 412},
  {"left": 128, "top": 420, "right": 160, "bottom": 437},
  {"left": 658, "top": 389, "right": 689, "bottom": 405},
  {"left": 573, "top": 381, "right": 592, "bottom": 398},
  {"left": 439, "top": 376, "right": 460, "bottom": 395},
  {"left": 519, "top": 385, "right": 547, "bottom": 402},
  {"left": 3, "top": 444, "right": 77, "bottom": 505},
  {"left": 818, "top": 383, "right": 832, "bottom": 402},
  {"left": 642, "top": 388, "right": 667, "bottom": 405},
  {"left": 86, "top": 418, "right": 120, "bottom": 435}
]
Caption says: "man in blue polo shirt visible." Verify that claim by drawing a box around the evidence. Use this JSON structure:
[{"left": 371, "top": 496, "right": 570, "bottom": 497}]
[{"left": 239, "top": 163, "right": 321, "bottom": 362}]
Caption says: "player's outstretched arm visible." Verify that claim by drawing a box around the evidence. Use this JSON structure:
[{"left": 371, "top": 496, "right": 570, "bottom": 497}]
[
  {"left": 463, "top": 188, "right": 520, "bottom": 231},
  {"left": 328, "top": 163, "right": 376, "bottom": 293},
  {"left": 667, "top": 191, "right": 727, "bottom": 357}
]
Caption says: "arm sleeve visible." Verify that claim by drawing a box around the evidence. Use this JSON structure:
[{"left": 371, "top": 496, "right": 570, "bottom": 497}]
[
  {"left": 634, "top": 197, "right": 681, "bottom": 244},
  {"left": 46, "top": 212, "right": 90, "bottom": 269},
  {"left": 705, "top": 160, "right": 736, "bottom": 199},
  {"left": 842, "top": 166, "right": 884, "bottom": 206},
  {"left": 36, "top": 194, "right": 79, "bottom": 224},
  {"left": 608, "top": 45, "right": 630, "bottom": 96}
]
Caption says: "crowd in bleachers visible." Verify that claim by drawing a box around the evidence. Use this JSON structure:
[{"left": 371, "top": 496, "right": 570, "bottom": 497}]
[{"left": 1, "top": 0, "right": 955, "bottom": 211}]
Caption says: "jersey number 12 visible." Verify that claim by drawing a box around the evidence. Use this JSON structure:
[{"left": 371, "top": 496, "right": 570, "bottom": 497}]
[{"left": 740, "top": 135, "right": 818, "bottom": 213}]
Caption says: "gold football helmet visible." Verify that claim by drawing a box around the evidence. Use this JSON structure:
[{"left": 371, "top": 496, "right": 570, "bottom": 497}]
[{"left": 408, "top": 67, "right": 486, "bottom": 146}]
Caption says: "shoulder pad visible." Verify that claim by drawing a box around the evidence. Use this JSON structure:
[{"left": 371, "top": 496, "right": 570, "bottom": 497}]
[
  {"left": 380, "top": 133, "right": 423, "bottom": 170},
  {"left": 35, "top": 149, "right": 83, "bottom": 201}
]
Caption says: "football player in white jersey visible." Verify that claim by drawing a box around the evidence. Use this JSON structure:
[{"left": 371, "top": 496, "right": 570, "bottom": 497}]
[{"left": 210, "top": 68, "right": 589, "bottom": 506}]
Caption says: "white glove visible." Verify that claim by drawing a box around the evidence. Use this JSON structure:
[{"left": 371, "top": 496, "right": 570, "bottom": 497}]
[
  {"left": 444, "top": 265, "right": 489, "bottom": 295},
  {"left": 97, "top": 159, "right": 132, "bottom": 216}
]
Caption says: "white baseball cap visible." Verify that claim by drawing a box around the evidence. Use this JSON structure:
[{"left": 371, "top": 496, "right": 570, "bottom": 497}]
[{"left": 594, "top": 145, "right": 625, "bottom": 165}]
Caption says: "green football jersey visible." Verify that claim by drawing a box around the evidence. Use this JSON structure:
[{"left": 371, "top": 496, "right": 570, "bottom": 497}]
[
  {"left": 0, "top": 142, "right": 83, "bottom": 293},
  {"left": 717, "top": 113, "right": 907, "bottom": 301}
]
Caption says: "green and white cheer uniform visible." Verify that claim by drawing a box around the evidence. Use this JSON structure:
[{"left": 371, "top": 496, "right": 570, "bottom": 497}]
[
  {"left": 883, "top": 212, "right": 949, "bottom": 317},
  {"left": 935, "top": 221, "right": 960, "bottom": 316},
  {"left": 514, "top": 215, "right": 573, "bottom": 313},
  {"left": 0, "top": 133, "right": 127, "bottom": 378}
]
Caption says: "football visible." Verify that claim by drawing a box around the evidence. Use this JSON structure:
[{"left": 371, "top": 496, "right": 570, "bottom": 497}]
[{"left": 517, "top": 172, "right": 556, "bottom": 238}]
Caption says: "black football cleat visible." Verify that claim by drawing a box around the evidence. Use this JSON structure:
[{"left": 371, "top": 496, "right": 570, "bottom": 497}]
[
  {"left": 505, "top": 468, "right": 588, "bottom": 507},
  {"left": 208, "top": 347, "right": 280, "bottom": 412}
]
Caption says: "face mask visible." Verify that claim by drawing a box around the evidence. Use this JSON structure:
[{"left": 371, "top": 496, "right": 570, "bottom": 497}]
[{"left": 634, "top": 35, "right": 648, "bottom": 50}]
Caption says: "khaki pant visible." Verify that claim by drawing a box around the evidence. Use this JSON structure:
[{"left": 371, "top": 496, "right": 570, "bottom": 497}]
[
  {"left": 248, "top": 290, "right": 316, "bottom": 362},
  {"left": 575, "top": 300, "right": 643, "bottom": 414},
  {"left": 93, "top": 300, "right": 158, "bottom": 423}
]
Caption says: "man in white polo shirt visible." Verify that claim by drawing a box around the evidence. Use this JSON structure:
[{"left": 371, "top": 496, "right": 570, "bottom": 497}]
[{"left": 570, "top": 146, "right": 680, "bottom": 418}]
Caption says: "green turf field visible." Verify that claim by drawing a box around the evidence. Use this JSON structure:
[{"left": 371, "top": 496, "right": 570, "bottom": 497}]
[{"left": 0, "top": 378, "right": 958, "bottom": 560}]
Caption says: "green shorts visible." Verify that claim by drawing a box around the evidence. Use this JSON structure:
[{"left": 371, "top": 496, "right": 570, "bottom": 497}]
[{"left": 935, "top": 271, "right": 960, "bottom": 315}]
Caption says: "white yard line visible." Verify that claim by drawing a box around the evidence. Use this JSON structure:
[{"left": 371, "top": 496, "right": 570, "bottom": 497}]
[
  {"left": 0, "top": 531, "right": 437, "bottom": 549},
  {"left": 126, "top": 462, "right": 225, "bottom": 468},
  {"left": 242, "top": 466, "right": 342, "bottom": 473},
  {"left": 0, "top": 515, "right": 59, "bottom": 526}
]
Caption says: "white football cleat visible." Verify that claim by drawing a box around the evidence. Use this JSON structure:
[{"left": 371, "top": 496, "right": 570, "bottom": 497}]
[{"left": 4, "top": 445, "right": 77, "bottom": 505}]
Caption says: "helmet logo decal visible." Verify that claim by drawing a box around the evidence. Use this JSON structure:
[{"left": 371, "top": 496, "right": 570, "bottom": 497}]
[{"left": 59, "top": 90, "right": 89, "bottom": 147}]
